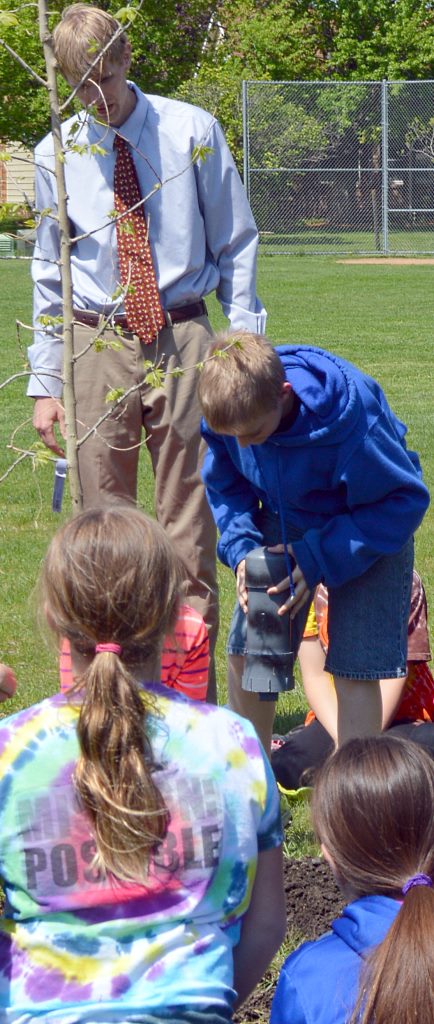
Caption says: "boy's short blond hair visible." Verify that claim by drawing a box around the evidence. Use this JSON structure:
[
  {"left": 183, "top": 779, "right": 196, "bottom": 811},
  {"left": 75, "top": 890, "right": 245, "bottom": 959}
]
[
  {"left": 53, "top": 4, "right": 128, "bottom": 83},
  {"left": 197, "top": 332, "right": 285, "bottom": 432}
]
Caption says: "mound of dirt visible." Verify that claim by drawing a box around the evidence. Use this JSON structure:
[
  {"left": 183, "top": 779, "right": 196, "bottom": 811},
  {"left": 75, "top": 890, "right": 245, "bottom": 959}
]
[
  {"left": 235, "top": 856, "right": 345, "bottom": 1023},
  {"left": 282, "top": 855, "right": 345, "bottom": 938}
]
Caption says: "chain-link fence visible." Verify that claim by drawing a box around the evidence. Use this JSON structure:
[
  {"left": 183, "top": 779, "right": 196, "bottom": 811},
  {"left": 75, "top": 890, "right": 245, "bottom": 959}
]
[{"left": 243, "top": 80, "right": 434, "bottom": 255}]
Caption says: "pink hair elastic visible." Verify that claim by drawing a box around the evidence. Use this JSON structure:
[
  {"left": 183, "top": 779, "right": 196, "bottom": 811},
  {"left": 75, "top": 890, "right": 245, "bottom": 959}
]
[
  {"left": 401, "top": 873, "right": 433, "bottom": 895},
  {"left": 94, "top": 642, "right": 123, "bottom": 656}
]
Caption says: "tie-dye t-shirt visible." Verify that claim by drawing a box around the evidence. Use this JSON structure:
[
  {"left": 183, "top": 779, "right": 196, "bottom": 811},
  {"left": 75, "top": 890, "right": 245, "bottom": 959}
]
[{"left": 0, "top": 684, "right": 282, "bottom": 1023}]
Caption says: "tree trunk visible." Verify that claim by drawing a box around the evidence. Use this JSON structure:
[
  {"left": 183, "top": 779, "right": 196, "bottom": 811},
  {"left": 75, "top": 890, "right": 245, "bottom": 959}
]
[{"left": 38, "top": 0, "right": 82, "bottom": 511}]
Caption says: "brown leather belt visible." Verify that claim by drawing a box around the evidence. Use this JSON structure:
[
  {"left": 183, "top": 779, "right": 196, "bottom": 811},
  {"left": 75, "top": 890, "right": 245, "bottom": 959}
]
[{"left": 73, "top": 300, "right": 207, "bottom": 330}]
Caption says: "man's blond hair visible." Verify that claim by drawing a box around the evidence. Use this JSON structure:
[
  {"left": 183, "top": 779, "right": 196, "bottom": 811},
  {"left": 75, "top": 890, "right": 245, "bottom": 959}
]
[
  {"left": 197, "top": 332, "right": 285, "bottom": 432},
  {"left": 53, "top": 4, "right": 128, "bottom": 83}
]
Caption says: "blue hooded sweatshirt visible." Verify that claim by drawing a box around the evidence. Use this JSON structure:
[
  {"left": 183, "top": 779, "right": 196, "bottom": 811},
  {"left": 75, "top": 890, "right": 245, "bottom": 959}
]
[
  {"left": 270, "top": 895, "right": 401, "bottom": 1024},
  {"left": 201, "top": 346, "right": 430, "bottom": 588}
]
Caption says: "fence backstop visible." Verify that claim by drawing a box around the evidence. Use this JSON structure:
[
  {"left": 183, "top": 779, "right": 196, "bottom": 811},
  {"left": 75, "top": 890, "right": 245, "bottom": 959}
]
[{"left": 242, "top": 79, "right": 434, "bottom": 255}]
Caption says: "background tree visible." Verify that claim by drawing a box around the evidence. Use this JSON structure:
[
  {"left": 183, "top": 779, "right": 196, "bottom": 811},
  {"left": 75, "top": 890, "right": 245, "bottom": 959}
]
[
  {"left": 177, "top": 0, "right": 334, "bottom": 166},
  {"left": 178, "top": 0, "right": 434, "bottom": 169},
  {"left": 208, "top": 0, "right": 334, "bottom": 81},
  {"left": 329, "top": 0, "right": 434, "bottom": 80},
  {"left": 3, "top": 0, "right": 434, "bottom": 157}
]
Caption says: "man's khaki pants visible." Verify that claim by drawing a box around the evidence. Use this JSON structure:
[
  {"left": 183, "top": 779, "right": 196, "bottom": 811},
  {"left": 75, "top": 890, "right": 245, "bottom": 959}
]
[{"left": 73, "top": 314, "right": 219, "bottom": 698}]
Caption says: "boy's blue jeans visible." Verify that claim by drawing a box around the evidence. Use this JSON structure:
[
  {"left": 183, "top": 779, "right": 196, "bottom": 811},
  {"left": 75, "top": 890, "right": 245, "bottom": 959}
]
[{"left": 325, "top": 536, "right": 413, "bottom": 679}]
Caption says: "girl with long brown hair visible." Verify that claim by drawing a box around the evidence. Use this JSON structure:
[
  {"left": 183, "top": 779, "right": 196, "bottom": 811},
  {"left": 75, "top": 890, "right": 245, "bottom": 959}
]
[
  {"left": 271, "top": 735, "right": 434, "bottom": 1024},
  {"left": 0, "top": 507, "right": 285, "bottom": 1024}
]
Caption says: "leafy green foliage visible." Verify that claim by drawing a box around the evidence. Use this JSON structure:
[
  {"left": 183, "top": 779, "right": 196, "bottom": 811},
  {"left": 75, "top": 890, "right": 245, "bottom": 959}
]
[
  {"left": 0, "top": 11, "right": 19, "bottom": 30},
  {"left": 0, "top": 202, "right": 35, "bottom": 232},
  {"left": 37, "top": 314, "right": 63, "bottom": 327},
  {"left": 213, "top": 0, "right": 334, "bottom": 82},
  {"left": 329, "top": 0, "right": 434, "bottom": 80},
  {"left": 176, "top": 62, "right": 246, "bottom": 170},
  {"left": 3, "top": 0, "right": 433, "bottom": 175},
  {"left": 144, "top": 366, "right": 165, "bottom": 389},
  {"left": 178, "top": 0, "right": 434, "bottom": 169},
  {"left": 105, "top": 386, "right": 126, "bottom": 403},
  {"left": 191, "top": 144, "right": 214, "bottom": 165},
  {"left": 93, "top": 336, "right": 123, "bottom": 352},
  {"left": 118, "top": 219, "right": 136, "bottom": 235},
  {"left": 115, "top": 4, "right": 140, "bottom": 24},
  {"left": 201, "top": 0, "right": 434, "bottom": 84}
]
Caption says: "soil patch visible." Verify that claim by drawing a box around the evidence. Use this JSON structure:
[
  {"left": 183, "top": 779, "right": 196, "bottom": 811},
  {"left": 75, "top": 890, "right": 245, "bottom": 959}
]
[
  {"left": 281, "top": 855, "right": 344, "bottom": 938},
  {"left": 235, "top": 856, "right": 345, "bottom": 1023},
  {"left": 337, "top": 257, "right": 434, "bottom": 264}
]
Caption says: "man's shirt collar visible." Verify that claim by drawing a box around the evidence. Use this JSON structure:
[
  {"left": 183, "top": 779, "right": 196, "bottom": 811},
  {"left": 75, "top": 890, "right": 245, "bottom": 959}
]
[{"left": 87, "top": 82, "right": 148, "bottom": 151}]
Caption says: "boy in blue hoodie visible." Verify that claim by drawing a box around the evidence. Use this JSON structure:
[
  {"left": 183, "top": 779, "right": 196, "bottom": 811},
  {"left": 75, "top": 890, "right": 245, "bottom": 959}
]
[{"left": 197, "top": 333, "right": 430, "bottom": 751}]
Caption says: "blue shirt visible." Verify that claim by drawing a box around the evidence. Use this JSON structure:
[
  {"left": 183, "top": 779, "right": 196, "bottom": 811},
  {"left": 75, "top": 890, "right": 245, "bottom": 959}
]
[
  {"left": 29, "top": 85, "right": 266, "bottom": 397},
  {"left": 271, "top": 895, "right": 401, "bottom": 1024},
  {"left": 201, "top": 346, "right": 429, "bottom": 588}
]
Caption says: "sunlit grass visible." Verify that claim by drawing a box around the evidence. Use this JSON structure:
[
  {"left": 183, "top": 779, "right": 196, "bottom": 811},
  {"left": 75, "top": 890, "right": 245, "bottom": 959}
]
[
  {"left": 1, "top": 252, "right": 432, "bottom": 1020},
  {"left": 1, "top": 254, "right": 432, "bottom": 714}
]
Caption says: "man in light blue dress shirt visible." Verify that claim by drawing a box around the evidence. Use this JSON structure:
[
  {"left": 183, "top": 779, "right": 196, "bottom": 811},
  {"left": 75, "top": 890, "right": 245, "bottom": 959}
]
[{"left": 28, "top": 5, "right": 266, "bottom": 698}]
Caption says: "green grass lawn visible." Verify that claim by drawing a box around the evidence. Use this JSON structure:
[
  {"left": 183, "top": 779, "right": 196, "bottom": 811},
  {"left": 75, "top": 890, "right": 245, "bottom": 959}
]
[
  {"left": 0, "top": 253, "right": 432, "bottom": 1023},
  {"left": 1, "top": 254, "right": 433, "bottom": 726},
  {"left": 259, "top": 227, "right": 434, "bottom": 255}
]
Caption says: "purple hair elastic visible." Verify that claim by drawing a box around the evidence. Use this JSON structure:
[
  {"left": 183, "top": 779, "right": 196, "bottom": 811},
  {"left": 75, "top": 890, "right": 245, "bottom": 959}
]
[
  {"left": 401, "top": 873, "right": 433, "bottom": 895},
  {"left": 95, "top": 642, "right": 123, "bottom": 655}
]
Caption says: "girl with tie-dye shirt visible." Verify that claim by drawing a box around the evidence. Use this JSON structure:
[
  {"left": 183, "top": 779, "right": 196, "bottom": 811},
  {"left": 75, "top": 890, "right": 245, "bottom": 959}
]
[{"left": 0, "top": 508, "right": 285, "bottom": 1024}]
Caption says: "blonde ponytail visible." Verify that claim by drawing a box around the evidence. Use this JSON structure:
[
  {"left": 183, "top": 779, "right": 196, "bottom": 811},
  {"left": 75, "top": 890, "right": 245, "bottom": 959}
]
[{"left": 41, "top": 507, "right": 184, "bottom": 880}]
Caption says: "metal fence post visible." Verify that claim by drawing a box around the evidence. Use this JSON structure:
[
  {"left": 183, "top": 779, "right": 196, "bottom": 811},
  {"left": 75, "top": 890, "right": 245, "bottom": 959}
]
[
  {"left": 242, "top": 80, "right": 249, "bottom": 196},
  {"left": 381, "top": 79, "right": 389, "bottom": 255}
]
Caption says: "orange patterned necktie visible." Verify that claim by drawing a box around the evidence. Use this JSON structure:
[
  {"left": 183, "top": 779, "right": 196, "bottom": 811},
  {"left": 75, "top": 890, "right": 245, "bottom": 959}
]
[{"left": 113, "top": 136, "right": 165, "bottom": 344}]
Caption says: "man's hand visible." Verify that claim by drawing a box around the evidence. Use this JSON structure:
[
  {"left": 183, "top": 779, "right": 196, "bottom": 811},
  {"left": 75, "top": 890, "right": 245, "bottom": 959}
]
[
  {"left": 33, "top": 397, "right": 66, "bottom": 457},
  {"left": 267, "top": 543, "right": 310, "bottom": 618},
  {"left": 236, "top": 559, "right": 248, "bottom": 613},
  {"left": 0, "top": 664, "right": 17, "bottom": 702}
]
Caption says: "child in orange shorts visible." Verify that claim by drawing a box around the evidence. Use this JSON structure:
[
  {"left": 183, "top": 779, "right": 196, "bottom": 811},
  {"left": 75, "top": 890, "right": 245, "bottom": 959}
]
[{"left": 272, "top": 570, "right": 434, "bottom": 790}]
